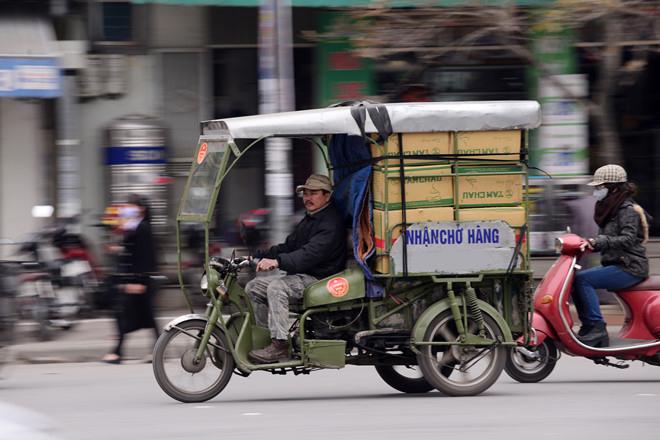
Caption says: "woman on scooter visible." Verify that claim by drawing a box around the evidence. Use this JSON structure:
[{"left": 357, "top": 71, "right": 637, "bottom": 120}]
[{"left": 576, "top": 164, "right": 650, "bottom": 346}]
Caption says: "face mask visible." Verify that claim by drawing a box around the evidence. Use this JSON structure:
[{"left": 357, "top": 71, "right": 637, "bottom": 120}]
[
  {"left": 593, "top": 187, "right": 608, "bottom": 201},
  {"left": 119, "top": 205, "right": 142, "bottom": 231}
]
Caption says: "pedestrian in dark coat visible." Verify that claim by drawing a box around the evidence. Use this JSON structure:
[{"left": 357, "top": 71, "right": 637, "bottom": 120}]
[
  {"left": 574, "top": 164, "right": 650, "bottom": 347},
  {"left": 102, "top": 195, "right": 159, "bottom": 364}
]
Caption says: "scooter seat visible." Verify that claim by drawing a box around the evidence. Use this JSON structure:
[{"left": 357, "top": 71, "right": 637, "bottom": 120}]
[{"left": 621, "top": 275, "right": 660, "bottom": 291}]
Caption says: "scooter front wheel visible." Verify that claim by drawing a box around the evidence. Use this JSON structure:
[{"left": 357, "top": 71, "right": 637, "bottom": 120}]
[
  {"left": 153, "top": 319, "right": 234, "bottom": 403},
  {"left": 505, "top": 338, "right": 558, "bottom": 383}
]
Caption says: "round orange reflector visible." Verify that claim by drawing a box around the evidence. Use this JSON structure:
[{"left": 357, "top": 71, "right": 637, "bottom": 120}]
[{"left": 540, "top": 295, "right": 553, "bottom": 304}]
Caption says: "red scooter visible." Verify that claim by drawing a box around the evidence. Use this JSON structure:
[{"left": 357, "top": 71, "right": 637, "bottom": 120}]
[{"left": 506, "top": 233, "right": 660, "bottom": 382}]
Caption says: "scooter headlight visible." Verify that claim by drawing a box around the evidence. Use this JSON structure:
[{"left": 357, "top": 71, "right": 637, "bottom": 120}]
[{"left": 554, "top": 237, "right": 564, "bottom": 254}]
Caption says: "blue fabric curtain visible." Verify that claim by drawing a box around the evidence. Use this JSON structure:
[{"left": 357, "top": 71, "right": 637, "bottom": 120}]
[{"left": 328, "top": 134, "right": 381, "bottom": 296}]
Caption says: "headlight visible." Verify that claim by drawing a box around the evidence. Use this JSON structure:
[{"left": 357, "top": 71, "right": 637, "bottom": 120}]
[
  {"left": 204, "top": 268, "right": 221, "bottom": 299},
  {"left": 200, "top": 273, "right": 208, "bottom": 295},
  {"left": 554, "top": 237, "right": 564, "bottom": 254}
]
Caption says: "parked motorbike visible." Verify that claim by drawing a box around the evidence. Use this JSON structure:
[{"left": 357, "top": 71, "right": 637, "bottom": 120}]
[
  {"left": 505, "top": 233, "right": 660, "bottom": 382},
  {"left": 51, "top": 223, "right": 104, "bottom": 314},
  {"left": 12, "top": 217, "right": 101, "bottom": 339},
  {"left": 0, "top": 259, "right": 19, "bottom": 375}
]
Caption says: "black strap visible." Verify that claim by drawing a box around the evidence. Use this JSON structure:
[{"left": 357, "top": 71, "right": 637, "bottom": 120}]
[
  {"left": 350, "top": 105, "right": 367, "bottom": 140},
  {"left": 349, "top": 102, "right": 393, "bottom": 143},
  {"left": 506, "top": 224, "right": 528, "bottom": 279},
  {"left": 397, "top": 132, "right": 408, "bottom": 277},
  {"left": 367, "top": 104, "right": 393, "bottom": 142}
]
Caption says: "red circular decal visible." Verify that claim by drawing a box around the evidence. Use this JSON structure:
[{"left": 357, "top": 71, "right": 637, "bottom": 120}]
[
  {"left": 197, "top": 143, "right": 208, "bottom": 164},
  {"left": 326, "top": 277, "right": 350, "bottom": 298}
]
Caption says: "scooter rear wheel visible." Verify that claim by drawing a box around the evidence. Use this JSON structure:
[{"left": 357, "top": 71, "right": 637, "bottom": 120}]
[
  {"left": 505, "top": 338, "right": 558, "bottom": 383},
  {"left": 153, "top": 319, "right": 234, "bottom": 403}
]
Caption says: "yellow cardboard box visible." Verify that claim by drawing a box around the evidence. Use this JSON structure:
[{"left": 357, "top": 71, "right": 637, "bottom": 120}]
[
  {"left": 373, "top": 206, "right": 454, "bottom": 253},
  {"left": 373, "top": 164, "right": 453, "bottom": 209},
  {"left": 453, "top": 130, "right": 521, "bottom": 162},
  {"left": 371, "top": 132, "right": 451, "bottom": 165},
  {"left": 456, "top": 165, "right": 524, "bottom": 207}
]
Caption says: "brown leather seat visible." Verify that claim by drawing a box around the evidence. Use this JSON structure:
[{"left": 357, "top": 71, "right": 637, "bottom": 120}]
[{"left": 620, "top": 275, "right": 660, "bottom": 291}]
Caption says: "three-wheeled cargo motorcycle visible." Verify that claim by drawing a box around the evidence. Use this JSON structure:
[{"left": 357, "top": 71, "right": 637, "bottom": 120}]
[{"left": 152, "top": 101, "right": 541, "bottom": 402}]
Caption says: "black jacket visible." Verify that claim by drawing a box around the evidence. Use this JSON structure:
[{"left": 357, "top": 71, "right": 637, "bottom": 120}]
[
  {"left": 593, "top": 199, "right": 649, "bottom": 278},
  {"left": 256, "top": 202, "right": 347, "bottom": 279},
  {"left": 120, "top": 219, "right": 157, "bottom": 282}
]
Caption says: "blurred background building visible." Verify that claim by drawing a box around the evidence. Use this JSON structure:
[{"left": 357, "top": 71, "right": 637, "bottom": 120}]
[{"left": 0, "top": 0, "right": 658, "bottom": 257}]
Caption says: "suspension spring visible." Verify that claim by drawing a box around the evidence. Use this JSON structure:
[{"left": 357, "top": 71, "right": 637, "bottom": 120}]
[{"left": 465, "top": 283, "right": 485, "bottom": 335}]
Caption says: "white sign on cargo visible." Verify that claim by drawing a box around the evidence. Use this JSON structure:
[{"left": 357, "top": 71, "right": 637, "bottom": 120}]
[{"left": 390, "top": 220, "right": 518, "bottom": 275}]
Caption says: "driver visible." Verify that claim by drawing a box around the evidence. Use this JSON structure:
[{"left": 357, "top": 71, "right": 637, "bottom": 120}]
[
  {"left": 246, "top": 174, "right": 347, "bottom": 364},
  {"left": 576, "top": 164, "right": 650, "bottom": 346}
]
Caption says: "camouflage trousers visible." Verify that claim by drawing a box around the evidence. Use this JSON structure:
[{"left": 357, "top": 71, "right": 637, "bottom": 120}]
[{"left": 245, "top": 273, "right": 318, "bottom": 340}]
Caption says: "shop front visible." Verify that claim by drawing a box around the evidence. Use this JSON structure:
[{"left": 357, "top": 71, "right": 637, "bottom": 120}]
[{"left": 0, "top": 16, "right": 61, "bottom": 246}]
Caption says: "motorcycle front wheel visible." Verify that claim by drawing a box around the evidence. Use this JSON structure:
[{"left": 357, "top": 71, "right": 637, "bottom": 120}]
[
  {"left": 505, "top": 338, "right": 558, "bottom": 383},
  {"left": 153, "top": 320, "right": 234, "bottom": 403}
]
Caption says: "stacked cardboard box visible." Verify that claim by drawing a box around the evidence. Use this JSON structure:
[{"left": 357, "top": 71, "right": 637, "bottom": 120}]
[
  {"left": 370, "top": 130, "right": 527, "bottom": 274},
  {"left": 455, "top": 165, "right": 524, "bottom": 207},
  {"left": 452, "top": 130, "right": 521, "bottom": 163},
  {"left": 370, "top": 133, "right": 451, "bottom": 165},
  {"left": 372, "top": 164, "right": 453, "bottom": 210}
]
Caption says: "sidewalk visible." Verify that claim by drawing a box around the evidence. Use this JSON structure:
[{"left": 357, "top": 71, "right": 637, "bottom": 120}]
[{"left": 12, "top": 315, "right": 179, "bottom": 365}]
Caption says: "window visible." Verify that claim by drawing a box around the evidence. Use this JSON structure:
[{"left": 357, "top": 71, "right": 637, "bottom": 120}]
[{"left": 101, "top": 2, "right": 132, "bottom": 42}]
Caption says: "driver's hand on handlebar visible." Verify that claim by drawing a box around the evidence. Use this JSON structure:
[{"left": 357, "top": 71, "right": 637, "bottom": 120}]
[
  {"left": 580, "top": 239, "right": 595, "bottom": 252},
  {"left": 256, "top": 258, "right": 279, "bottom": 272}
]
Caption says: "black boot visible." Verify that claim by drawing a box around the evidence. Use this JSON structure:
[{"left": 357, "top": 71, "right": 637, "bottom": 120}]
[
  {"left": 577, "top": 323, "right": 594, "bottom": 337},
  {"left": 248, "top": 339, "right": 290, "bottom": 364},
  {"left": 578, "top": 321, "right": 609, "bottom": 347}
]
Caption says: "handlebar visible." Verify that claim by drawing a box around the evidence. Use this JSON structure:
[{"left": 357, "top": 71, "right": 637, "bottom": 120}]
[{"left": 208, "top": 256, "right": 255, "bottom": 273}]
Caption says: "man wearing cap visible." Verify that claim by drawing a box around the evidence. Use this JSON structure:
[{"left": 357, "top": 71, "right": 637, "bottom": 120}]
[
  {"left": 573, "top": 164, "right": 650, "bottom": 346},
  {"left": 246, "top": 174, "right": 347, "bottom": 363}
]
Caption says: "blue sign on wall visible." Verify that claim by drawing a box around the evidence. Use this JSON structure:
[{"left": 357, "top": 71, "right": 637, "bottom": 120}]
[
  {"left": 0, "top": 57, "right": 61, "bottom": 98},
  {"left": 105, "top": 146, "right": 167, "bottom": 165}
]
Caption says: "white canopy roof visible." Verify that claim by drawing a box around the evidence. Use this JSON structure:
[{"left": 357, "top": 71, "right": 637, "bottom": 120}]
[{"left": 202, "top": 101, "right": 541, "bottom": 139}]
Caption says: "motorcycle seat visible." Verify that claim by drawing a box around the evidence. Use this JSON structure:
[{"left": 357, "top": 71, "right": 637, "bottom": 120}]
[{"left": 621, "top": 275, "right": 660, "bottom": 291}]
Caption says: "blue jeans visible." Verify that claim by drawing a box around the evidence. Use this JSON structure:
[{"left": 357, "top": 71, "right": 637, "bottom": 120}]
[{"left": 572, "top": 265, "right": 643, "bottom": 325}]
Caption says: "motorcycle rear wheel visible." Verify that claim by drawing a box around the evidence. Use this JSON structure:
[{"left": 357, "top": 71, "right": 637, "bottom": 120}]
[
  {"left": 374, "top": 365, "right": 434, "bottom": 394},
  {"left": 505, "top": 339, "right": 558, "bottom": 383},
  {"left": 153, "top": 320, "right": 234, "bottom": 403},
  {"left": 417, "top": 310, "right": 506, "bottom": 396}
]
